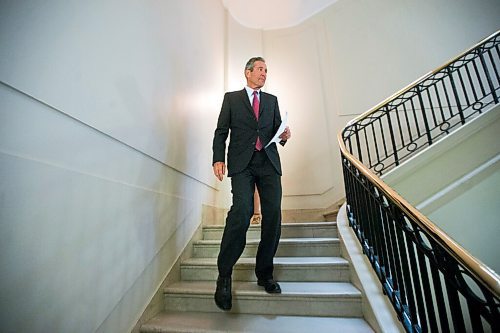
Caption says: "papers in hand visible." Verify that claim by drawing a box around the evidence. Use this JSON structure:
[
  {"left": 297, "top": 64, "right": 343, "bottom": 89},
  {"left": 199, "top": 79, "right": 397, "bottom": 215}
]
[{"left": 265, "top": 112, "right": 288, "bottom": 148}]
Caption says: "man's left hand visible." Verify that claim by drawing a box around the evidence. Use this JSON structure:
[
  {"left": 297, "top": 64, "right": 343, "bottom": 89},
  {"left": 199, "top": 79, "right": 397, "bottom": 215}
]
[{"left": 279, "top": 126, "right": 291, "bottom": 141}]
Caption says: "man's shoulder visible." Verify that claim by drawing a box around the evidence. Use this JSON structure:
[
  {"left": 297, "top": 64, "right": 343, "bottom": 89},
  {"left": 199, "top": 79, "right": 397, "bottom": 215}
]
[
  {"left": 260, "top": 91, "right": 277, "bottom": 99},
  {"left": 225, "top": 89, "right": 245, "bottom": 96}
]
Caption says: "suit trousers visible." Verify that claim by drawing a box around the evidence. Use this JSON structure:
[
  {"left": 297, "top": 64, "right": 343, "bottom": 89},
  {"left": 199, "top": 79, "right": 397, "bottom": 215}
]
[{"left": 217, "top": 150, "right": 282, "bottom": 280}]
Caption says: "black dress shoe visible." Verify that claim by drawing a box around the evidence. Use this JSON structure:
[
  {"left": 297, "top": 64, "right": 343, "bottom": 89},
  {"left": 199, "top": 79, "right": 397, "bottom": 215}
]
[
  {"left": 214, "top": 276, "right": 232, "bottom": 310},
  {"left": 257, "top": 279, "right": 282, "bottom": 294}
]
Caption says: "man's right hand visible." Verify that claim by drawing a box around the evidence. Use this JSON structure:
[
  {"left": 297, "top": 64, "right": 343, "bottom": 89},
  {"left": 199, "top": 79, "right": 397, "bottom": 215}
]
[{"left": 213, "top": 162, "right": 226, "bottom": 181}]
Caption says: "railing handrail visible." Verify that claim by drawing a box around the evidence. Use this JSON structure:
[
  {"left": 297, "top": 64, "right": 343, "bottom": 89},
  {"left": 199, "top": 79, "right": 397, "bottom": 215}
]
[
  {"left": 346, "top": 30, "right": 500, "bottom": 128},
  {"left": 338, "top": 131, "right": 500, "bottom": 298},
  {"left": 338, "top": 30, "right": 500, "bottom": 299}
]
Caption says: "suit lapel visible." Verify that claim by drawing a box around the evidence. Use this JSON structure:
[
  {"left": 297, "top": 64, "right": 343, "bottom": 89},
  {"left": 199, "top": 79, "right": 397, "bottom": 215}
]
[
  {"left": 239, "top": 89, "right": 254, "bottom": 117},
  {"left": 259, "top": 91, "right": 265, "bottom": 118}
]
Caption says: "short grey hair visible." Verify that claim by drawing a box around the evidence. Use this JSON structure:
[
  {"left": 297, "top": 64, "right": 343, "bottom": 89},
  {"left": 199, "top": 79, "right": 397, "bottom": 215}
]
[{"left": 245, "top": 57, "right": 266, "bottom": 72}]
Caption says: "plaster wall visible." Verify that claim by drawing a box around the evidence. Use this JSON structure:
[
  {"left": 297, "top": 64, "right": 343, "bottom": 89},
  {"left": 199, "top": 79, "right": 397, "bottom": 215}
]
[{"left": 0, "top": 1, "right": 225, "bottom": 332}]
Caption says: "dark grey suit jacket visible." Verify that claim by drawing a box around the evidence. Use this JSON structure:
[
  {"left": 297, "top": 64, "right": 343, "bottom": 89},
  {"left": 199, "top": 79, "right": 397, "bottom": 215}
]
[{"left": 212, "top": 89, "right": 283, "bottom": 177}]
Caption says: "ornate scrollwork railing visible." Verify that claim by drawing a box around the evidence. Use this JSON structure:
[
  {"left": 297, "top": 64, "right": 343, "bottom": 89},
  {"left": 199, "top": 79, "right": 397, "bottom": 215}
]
[
  {"left": 342, "top": 31, "right": 499, "bottom": 176},
  {"left": 339, "top": 31, "right": 500, "bottom": 332}
]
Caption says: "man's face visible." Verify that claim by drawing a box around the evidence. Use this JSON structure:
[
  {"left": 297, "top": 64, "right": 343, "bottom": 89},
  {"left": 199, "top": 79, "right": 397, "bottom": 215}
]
[{"left": 246, "top": 61, "right": 267, "bottom": 89}]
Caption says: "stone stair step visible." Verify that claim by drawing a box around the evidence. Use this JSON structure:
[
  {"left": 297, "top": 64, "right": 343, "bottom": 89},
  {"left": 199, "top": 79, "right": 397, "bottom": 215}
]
[
  {"left": 192, "top": 238, "right": 340, "bottom": 258},
  {"left": 180, "top": 256, "right": 350, "bottom": 282},
  {"left": 203, "top": 222, "right": 338, "bottom": 240},
  {"left": 324, "top": 210, "right": 339, "bottom": 221},
  {"left": 141, "top": 311, "right": 374, "bottom": 333},
  {"left": 163, "top": 281, "right": 362, "bottom": 317}
]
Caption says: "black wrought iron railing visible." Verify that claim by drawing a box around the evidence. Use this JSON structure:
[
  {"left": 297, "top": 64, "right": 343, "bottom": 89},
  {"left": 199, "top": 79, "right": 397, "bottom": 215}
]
[
  {"left": 339, "top": 31, "right": 500, "bottom": 332},
  {"left": 342, "top": 31, "right": 499, "bottom": 176}
]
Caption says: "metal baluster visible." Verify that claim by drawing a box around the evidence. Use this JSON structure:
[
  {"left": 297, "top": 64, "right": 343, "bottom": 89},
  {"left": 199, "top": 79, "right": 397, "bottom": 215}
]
[
  {"left": 370, "top": 122, "right": 380, "bottom": 169},
  {"left": 395, "top": 212, "right": 420, "bottom": 331},
  {"left": 347, "top": 135, "right": 353, "bottom": 154},
  {"left": 425, "top": 87, "right": 438, "bottom": 130},
  {"left": 433, "top": 83, "right": 447, "bottom": 128},
  {"left": 386, "top": 205, "right": 409, "bottom": 313},
  {"left": 354, "top": 124, "right": 363, "bottom": 163},
  {"left": 429, "top": 260, "right": 451, "bottom": 332},
  {"left": 471, "top": 57, "right": 487, "bottom": 98},
  {"left": 355, "top": 175, "right": 368, "bottom": 247},
  {"left": 347, "top": 166, "right": 360, "bottom": 229},
  {"left": 416, "top": 86, "right": 433, "bottom": 146},
  {"left": 483, "top": 291, "right": 500, "bottom": 332},
  {"left": 416, "top": 241, "right": 439, "bottom": 332},
  {"left": 456, "top": 66, "right": 471, "bottom": 107},
  {"left": 341, "top": 159, "right": 350, "bottom": 201},
  {"left": 343, "top": 161, "right": 356, "bottom": 227},
  {"left": 381, "top": 205, "right": 409, "bottom": 327},
  {"left": 370, "top": 189, "right": 386, "bottom": 278},
  {"left": 465, "top": 60, "right": 480, "bottom": 103},
  {"left": 403, "top": 102, "right": 413, "bottom": 145},
  {"left": 444, "top": 277, "right": 467, "bottom": 332},
  {"left": 479, "top": 50, "right": 499, "bottom": 104},
  {"left": 394, "top": 105, "right": 405, "bottom": 153},
  {"left": 378, "top": 116, "right": 389, "bottom": 160},
  {"left": 377, "top": 200, "right": 391, "bottom": 280},
  {"left": 384, "top": 204, "right": 406, "bottom": 305},
  {"left": 363, "top": 127, "right": 371, "bottom": 167},
  {"left": 467, "top": 297, "right": 485, "bottom": 333},
  {"left": 386, "top": 108, "right": 400, "bottom": 167},
  {"left": 363, "top": 182, "right": 377, "bottom": 260},
  {"left": 405, "top": 229, "right": 429, "bottom": 332},
  {"left": 441, "top": 79, "right": 454, "bottom": 119},
  {"left": 378, "top": 196, "right": 393, "bottom": 283},
  {"left": 410, "top": 97, "right": 422, "bottom": 138},
  {"left": 446, "top": 68, "right": 466, "bottom": 124}
]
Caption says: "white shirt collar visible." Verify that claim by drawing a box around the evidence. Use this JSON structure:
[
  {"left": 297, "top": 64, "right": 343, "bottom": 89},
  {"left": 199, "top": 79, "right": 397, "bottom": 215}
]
[{"left": 245, "top": 86, "right": 260, "bottom": 102}]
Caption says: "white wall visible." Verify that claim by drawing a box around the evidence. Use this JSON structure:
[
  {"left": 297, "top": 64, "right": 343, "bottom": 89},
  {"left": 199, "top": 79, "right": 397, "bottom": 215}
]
[
  {"left": 221, "top": 0, "right": 500, "bottom": 209},
  {"left": 427, "top": 161, "right": 500, "bottom": 274},
  {"left": 0, "top": 1, "right": 225, "bottom": 332},
  {"left": 382, "top": 106, "right": 500, "bottom": 273},
  {"left": 263, "top": 21, "right": 339, "bottom": 209},
  {"left": 315, "top": 0, "right": 500, "bottom": 118}
]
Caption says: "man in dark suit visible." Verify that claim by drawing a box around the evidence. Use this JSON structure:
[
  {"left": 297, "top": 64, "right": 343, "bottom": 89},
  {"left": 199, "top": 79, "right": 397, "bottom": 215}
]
[{"left": 212, "top": 57, "right": 291, "bottom": 311}]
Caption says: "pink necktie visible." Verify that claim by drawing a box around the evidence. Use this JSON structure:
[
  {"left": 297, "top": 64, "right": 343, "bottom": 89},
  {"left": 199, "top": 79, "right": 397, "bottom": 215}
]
[{"left": 253, "top": 91, "right": 263, "bottom": 150}]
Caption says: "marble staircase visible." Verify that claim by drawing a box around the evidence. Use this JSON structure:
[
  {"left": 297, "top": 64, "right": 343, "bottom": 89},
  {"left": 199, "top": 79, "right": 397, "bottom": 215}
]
[{"left": 140, "top": 219, "right": 374, "bottom": 332}]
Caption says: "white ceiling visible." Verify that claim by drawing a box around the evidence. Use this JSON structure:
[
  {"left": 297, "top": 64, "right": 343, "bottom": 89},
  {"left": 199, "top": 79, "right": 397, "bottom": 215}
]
[{"left": 222, "top": 0, "right": 339, "bottom": 30}]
